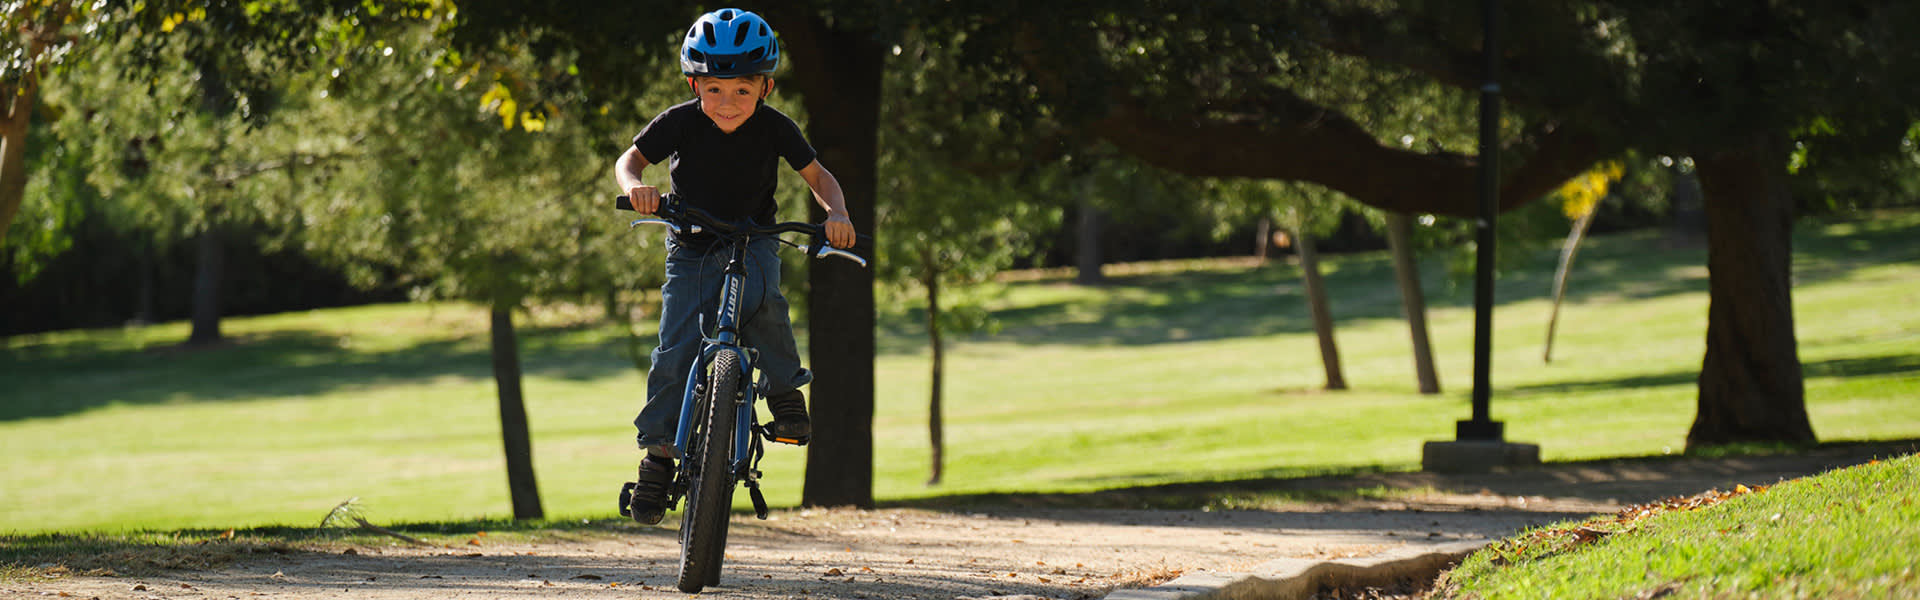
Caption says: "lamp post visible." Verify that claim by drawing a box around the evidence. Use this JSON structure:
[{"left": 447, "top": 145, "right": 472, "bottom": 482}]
[{"left": 1422, "top": 0, "right": 1541, "bottom": 472}]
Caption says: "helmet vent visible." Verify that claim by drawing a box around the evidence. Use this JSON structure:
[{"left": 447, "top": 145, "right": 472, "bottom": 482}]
[
  {"left": 732, "top": 23, "right": 750, "bottom": 46},
  {"left": 702, "top": 22, "right": 717, "bottom": 46},
  {"left": 718, "top": 9, "right": 736, "bottom": 20}
]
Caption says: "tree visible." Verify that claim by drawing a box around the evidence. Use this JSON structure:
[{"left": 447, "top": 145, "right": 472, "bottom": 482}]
[
  {"left": 4, "top": 0, "right": 401, "bottom": 241},
  {"left": 1544, "top": 161, "right": 1623, "bottom": 364},
  {"left": 978, "top": 2, "right": 1920, "bottom": 450},
  {"left": 875, "top": 33, "right": 1062, "bottom": 484},
  {"left": 45, "top": 25, "right": 349, "bottom": 347},
  {"left": 289, "top": 22, "right": 654, "bottom": 519},
  {"left": 1383, "top": 211, "right": 1441, "bottom": 394},
  {"left": 0, "top": 1, "right": 74, "bottom": 246},
  {"left": 1270, "top": 190, "right": 1349, "bottom": 391}
]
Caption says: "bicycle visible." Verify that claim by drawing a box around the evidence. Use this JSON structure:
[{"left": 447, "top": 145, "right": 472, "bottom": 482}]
[{"left": 613, "top": 194, "right": 866, "bottom": 593}]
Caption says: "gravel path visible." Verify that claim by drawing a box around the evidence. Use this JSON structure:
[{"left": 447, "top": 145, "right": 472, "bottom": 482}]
[{"left": 9, "top": 442, "right": 1911, "bottom": 600}]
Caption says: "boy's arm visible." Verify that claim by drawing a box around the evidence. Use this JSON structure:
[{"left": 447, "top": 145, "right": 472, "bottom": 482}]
[
  {"left": 616, "top": 146, "right": 661, "bottom": 214},
  {"left": 797, "top": 159, "right": 856, "bottom": 248}
]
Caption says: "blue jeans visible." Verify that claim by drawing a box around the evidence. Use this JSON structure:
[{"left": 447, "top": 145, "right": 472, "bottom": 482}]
[{"left": 635, "top": 236, "right": 810, "bottom": 448}]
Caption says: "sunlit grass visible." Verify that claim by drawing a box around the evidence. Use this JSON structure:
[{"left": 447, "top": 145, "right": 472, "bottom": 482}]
[
  {"left": 3, "top": 212, "right": 1917, "bottom": 535},
  {"left": 1443, "top": 454, "right": 1920, "bottom": 599}
]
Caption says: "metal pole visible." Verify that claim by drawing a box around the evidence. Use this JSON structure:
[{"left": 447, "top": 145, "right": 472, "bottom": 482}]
[{"left": 1461, "top": 0, "right": 1504, "bottom": 442}]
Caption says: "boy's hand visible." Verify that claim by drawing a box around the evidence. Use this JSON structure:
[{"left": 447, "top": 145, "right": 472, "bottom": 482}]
[
  {"left": 628, "top": 185, "right": 662, "bottom": 214},
  {"left": 824, "top": 213, "right": 856, "bottom": 248}
]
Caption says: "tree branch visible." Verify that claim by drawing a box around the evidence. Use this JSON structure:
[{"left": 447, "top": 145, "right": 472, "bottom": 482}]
[{"left": 1088, "top": 87, "right": 1606, "bottom": 218}]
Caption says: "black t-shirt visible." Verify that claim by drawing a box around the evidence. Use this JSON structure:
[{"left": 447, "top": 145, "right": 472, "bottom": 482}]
[{"left": 631, "top": 99, "right": 817, "bottom": 228}]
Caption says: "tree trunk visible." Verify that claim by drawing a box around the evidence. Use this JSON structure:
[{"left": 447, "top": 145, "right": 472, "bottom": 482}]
[
  {"left": 0, "top": 4, "right": 64, "bottom": 243},
  {"left": 1294, "top": 228, "right": 1346, "bottom": 391},
  {"left": 1254, "top": 217, "right": 1274, "bottom": 262},
  {"left": 1384, "top": 213, "right": 1440, "bottom": 394},
  {"left": 1686, "top": 137, "right": 1815, "bottom": 449},
  {"left": 0, "top": 83, "right": 33, "bottom": 245},
  {"left": 778, "top": 11, "right": 883, "bottom": 509},
  {"left": 1074, "top": 178, "right": 1105, "bottom": 285},
  {"left": 490, "top": 304, "right": 545, "bottom": 520},
  {"left": 924, "top": 271, "right": 945, "bottom": 486},
  {"left": 1544, "top": 206, "right": 1599, "bottom": 364},
  {"left": 187, "top": 225, "right": 226, "bottom": 346},
  {"left": 135, "top": 236, "right": 157, "bottom": 326}
]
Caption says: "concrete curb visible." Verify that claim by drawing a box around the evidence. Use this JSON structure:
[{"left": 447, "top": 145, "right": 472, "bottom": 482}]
[{"left": 1103, "top": 540, "right": 1488, "bottom": 600}]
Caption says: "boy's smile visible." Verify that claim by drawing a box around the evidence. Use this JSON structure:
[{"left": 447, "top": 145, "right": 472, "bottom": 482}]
[{"left": 695, "top": 76, "right": 770, "bottom": 133}]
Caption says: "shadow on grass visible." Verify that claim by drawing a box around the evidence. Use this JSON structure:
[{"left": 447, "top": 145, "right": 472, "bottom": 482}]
[
  {"left": 0, "top": 321, "right": 641, "bottom": 423},
  {"left": 894, "top": 228, "right": 1722, "bottom": 351},
  {"left": 1502, "top": 352, "right": 1920, "bottom": 397},
  {"left": 881, "top": 439, "right": 1920, "bottom": 525},
  {"left": 880, "top": 213, "right": 1919, "bottom": 353}
]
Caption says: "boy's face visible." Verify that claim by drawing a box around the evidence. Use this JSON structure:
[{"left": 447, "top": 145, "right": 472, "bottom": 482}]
[{"left": 693, "top": 76, "right": 770, "bottom": 133}]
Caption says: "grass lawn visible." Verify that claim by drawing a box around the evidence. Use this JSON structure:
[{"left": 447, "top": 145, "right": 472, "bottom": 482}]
[
  {"left": 1442, "top": 453, "right": 1920, "bottom": 599},
  {"left": 2, "top": 211, "right": 1918, "bottom": 535}
]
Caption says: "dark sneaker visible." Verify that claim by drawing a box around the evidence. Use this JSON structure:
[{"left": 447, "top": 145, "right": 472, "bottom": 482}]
[
  {"left": 619, "top": 455, "right": 675, "bottom": 525},
  {"left": 765, "top": 390, "right": 811, "bottom": 446}
]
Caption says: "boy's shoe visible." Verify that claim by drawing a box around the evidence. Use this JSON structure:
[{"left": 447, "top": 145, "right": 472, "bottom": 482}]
[
  {"left": 618, "top": 455, "right": 675, "bottom": 525},
  {"left": 764, "top": 390, "right": 811, "bottom": 446}
]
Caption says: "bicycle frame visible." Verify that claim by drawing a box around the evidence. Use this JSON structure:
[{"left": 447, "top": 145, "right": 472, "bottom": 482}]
[
  {"left": 620, "top": 194, "right": 865, "bottom": 593},
  {"left": 669, "top": 237, "right": 759, "bottom": 495}
]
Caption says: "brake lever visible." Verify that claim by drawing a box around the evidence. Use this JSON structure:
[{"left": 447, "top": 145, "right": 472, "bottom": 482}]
[{"left": 803, "top": 244, "right": 869, "bottom": 268}]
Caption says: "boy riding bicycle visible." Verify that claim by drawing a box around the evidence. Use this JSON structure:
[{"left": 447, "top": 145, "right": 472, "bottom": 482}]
[{"left": 615, "top": 8, "right": 857, "bottom": 525}]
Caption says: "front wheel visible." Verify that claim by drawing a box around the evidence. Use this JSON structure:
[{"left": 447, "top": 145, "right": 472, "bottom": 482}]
[{"left": 677, "top": 348, "right": 741, "bottom": 593}]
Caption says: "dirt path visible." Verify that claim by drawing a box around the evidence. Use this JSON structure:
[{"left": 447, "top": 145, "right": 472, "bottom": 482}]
[{"left": 9, "top": 443, "right": 1911, "bottom": 600}]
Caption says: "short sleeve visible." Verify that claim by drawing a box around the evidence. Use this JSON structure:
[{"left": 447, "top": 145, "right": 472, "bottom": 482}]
[
  {"left": 631, "top": 105, "right": 688, "bottom": 165},
  {"left": 769, "top": 110, "right": 817, "bottom": 171}
]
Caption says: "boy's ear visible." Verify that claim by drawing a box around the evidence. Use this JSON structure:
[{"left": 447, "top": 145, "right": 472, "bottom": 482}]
[{"left": 762, "top": 78, "right": 775, "bottom": 99}]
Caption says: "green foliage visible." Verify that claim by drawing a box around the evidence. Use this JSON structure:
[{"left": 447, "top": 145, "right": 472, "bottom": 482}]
[
  {"left": 288, "top": 22, "right": 658, "bottom": 311},
  {"left": 876, "top": 27, "right": 1061, "bottom": 333},
  {"left": 5, "top": 127, "right": 91, "bottom": 284}
]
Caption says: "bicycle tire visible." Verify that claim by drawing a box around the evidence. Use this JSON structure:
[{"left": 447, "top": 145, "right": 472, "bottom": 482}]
[{"left": 677, "top": 348, "right": 741, "bottom": 593}]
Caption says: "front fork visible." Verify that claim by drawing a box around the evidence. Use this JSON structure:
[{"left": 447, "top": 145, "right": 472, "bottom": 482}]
[{"left": 671, "top": 343, "right": 773, "bottom": 520}]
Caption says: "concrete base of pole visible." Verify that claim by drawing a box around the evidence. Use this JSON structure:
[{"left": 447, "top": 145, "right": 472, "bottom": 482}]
[{"left": 1421, "top": 440, "right": 1541, "bottom": 473}]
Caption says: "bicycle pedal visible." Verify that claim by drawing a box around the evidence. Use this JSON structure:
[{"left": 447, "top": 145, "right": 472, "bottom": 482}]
[
  {"left": 747, "top": 484, "right": 770, "bottom": 520},
  {"left": 771, "top": 435, "right": 809, "bottom": 446}
]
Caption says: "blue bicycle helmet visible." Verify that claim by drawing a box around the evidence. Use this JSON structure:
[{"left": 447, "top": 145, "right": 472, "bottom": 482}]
[{"left": 680, "top": 8, "right": 780, "bottom": 77}]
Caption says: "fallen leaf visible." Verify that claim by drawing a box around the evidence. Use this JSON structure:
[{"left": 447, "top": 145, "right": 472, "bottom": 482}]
[
  {"left": 572, "top": 574, "right": 603, "bottom": 580},
  {"left": 824, "top": 568, "right": 844, "bottom": 576}
]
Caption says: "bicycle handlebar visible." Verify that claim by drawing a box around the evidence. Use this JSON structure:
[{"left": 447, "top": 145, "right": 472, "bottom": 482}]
[{"left": 616, "top": 194, "right": 869, "bottom": 268}]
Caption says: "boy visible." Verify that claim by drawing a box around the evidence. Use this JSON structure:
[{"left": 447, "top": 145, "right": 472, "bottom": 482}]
[{"left": 615, "top": 8, "right": 857, "bottom": 525}]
